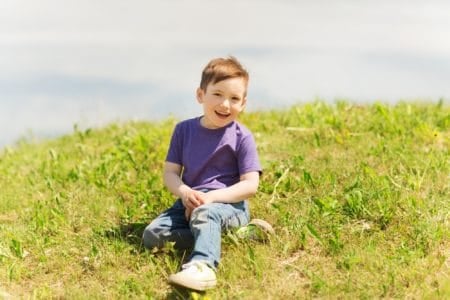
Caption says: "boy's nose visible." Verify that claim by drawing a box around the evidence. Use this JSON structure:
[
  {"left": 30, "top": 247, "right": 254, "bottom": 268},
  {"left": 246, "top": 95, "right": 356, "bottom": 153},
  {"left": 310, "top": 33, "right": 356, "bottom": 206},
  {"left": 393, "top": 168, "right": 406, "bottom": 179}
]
[{"left": 221, "top": 99, "right": 231, "bottom": 108}]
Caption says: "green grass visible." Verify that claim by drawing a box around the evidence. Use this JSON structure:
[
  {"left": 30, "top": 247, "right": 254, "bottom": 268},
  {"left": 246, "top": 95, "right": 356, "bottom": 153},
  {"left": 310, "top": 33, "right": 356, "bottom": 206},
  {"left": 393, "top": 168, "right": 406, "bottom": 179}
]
[{"left": 0, "top": 101, "right": 449, "bottom": 299}]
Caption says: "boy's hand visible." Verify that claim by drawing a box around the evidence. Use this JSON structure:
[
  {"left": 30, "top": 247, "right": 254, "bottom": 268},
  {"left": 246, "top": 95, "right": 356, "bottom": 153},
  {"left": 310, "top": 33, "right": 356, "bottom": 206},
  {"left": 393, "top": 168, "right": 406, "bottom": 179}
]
[
  {"left": 181, "top": 189, "right": 215, "bottom": 210},
  {"left": 197, "top": 191, "right": 214, "bottom": 205},
  {"left": 181, "top": 190, "right": 216, "bottom": 221},
  {"left": 185, "top": 207, "right": 192, "bottom": 221},
  {"left": 181, "top": 189, "right": 205, "bottom": 210}
]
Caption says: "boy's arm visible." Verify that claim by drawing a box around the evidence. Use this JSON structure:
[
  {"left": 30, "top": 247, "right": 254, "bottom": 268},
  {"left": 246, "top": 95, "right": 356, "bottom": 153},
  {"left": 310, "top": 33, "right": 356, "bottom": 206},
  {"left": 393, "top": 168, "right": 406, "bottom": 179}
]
[
  {"left": 163, "top": 161, "right": 204, "bottom": 210},
  {"left": 202, "top": 171, "right": 260, "bottom": 204}
]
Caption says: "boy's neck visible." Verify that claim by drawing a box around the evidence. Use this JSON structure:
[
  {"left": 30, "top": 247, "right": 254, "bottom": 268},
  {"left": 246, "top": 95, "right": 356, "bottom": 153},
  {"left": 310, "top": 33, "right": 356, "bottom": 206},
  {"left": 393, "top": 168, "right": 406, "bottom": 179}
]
[{"left": 199, "top": 116, "right": 234, "bottom": 130}]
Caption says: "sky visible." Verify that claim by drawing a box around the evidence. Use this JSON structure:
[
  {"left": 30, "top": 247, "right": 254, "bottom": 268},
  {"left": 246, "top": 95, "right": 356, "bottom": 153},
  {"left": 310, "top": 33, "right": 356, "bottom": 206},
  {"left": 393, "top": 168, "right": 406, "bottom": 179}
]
[{"left": 1, "top": 0, "right": 450, "bottom": 147}]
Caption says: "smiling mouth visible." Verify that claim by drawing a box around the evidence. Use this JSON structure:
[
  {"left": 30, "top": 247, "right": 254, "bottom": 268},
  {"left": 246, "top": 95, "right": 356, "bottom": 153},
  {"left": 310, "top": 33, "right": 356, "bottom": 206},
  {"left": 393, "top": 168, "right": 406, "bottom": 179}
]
[{"left": 215, "top": 111, "right": 230, "bottom": 118}]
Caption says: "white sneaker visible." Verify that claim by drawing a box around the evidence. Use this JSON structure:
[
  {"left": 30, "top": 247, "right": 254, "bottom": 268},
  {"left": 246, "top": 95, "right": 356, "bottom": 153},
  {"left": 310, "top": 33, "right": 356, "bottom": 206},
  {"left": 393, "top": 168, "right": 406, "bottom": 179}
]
[{"left": 168, "top": 261, "right": 217, "bottom": 291}]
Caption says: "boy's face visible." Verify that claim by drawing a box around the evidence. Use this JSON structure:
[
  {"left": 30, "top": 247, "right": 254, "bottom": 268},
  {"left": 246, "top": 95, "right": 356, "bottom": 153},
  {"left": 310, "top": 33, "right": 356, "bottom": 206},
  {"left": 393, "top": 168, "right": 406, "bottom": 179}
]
[{"left": 196, "top": 77, "right": 247, "bottom": 129}]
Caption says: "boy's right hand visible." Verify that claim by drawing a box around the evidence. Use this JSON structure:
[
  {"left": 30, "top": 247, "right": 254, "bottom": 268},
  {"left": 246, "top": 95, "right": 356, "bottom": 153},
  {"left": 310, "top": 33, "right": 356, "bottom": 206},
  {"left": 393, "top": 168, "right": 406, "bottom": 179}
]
[
  {"left": 184, "top": 207, "right": 192, "bottom": 221},
  {"left": 180, "top": 188, "right": 205, "bottom": 210}
]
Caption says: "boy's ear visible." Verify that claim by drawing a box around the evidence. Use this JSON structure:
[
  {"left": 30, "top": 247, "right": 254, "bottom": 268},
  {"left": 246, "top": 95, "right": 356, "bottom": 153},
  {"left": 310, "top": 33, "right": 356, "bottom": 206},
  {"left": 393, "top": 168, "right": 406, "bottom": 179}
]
[{"left": 196, "top": 87, "right": 204, "bottom": 103}]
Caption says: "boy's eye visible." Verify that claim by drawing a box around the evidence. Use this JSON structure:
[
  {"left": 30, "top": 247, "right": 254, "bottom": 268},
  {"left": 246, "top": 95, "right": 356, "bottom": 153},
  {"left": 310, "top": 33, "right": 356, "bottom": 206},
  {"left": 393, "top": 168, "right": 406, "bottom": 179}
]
[
  {"left": 231, "top": 97, "right": 241, "bottom": 101},
  {"left": 213, "top": 93, "right": 221, "bottom": 97}
]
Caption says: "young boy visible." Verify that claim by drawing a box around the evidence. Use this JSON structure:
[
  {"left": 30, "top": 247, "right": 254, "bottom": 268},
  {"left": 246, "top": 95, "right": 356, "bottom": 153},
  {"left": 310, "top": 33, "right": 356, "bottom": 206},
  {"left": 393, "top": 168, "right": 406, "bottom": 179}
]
[{"left": 142, "top": 56, "right": 262, "bottom": 291}]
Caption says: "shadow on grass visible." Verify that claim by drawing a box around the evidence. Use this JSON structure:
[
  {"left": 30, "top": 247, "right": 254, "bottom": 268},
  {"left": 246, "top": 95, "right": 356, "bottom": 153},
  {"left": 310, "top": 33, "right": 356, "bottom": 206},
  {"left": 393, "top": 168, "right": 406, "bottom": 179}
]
[
  {"left": 103, "top": 221, "right": 204, "bottom": 298},
  {"left": 166, "top": 286, "right": 208, "bottom": 300},
  {"left": 103, "top": 221, "right": 148, "bottom": 251}
]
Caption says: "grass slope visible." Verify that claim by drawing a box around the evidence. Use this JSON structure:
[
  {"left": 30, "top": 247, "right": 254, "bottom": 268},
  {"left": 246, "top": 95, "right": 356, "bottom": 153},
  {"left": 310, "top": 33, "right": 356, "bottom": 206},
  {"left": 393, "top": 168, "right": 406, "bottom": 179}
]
[{"left": 0, "top": 101, "right": 449, "bottom": 299}]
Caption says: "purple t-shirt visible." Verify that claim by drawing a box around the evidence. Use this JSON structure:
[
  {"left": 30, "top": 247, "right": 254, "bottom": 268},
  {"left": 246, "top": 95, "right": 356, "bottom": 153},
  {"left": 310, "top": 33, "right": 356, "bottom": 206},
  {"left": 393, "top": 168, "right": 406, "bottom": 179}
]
[{"left": 166, "top": 117, "right": 262, "bottom": 190}]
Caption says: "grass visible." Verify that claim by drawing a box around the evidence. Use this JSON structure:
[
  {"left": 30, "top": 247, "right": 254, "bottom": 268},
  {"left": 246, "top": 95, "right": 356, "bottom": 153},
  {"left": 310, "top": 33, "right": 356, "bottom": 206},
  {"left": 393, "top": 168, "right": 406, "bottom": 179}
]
[{"left": 0, "top": 101, "right": 449, "bottom": 299}]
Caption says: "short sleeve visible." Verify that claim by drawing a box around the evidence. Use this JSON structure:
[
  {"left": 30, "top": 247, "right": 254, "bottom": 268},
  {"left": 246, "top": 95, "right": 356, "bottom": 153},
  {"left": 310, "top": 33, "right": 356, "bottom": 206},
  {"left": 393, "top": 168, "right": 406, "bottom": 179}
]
[
  {"left": 237, "top": 133, "right": 262, "bottom": 175},
  {"left": 165, "top": 124, "right": 182, "bottom": 165}
]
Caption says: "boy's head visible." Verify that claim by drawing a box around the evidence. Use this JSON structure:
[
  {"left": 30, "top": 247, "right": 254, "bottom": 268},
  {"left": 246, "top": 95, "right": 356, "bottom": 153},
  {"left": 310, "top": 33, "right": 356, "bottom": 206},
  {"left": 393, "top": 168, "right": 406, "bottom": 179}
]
[
  {"left": 199, "top": 56, "right": 249, "bottom": 96},
  {"left": 196, "top": 56, "right": 250, "bottom": 129}
]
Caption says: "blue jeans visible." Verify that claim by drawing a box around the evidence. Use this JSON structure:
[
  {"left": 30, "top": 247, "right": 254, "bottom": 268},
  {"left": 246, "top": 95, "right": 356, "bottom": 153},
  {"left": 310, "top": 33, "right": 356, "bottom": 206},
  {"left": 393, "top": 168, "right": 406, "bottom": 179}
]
[{"left": 142, "top": 199, "right": 250, "bottom": 269}]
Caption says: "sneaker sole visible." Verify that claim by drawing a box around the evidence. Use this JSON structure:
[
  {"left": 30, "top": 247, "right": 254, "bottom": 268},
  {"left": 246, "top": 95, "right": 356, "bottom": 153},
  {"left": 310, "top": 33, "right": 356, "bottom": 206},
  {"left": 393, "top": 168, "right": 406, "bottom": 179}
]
[{"left": 249, "top": 219, "right": 275, "bottom": 235}]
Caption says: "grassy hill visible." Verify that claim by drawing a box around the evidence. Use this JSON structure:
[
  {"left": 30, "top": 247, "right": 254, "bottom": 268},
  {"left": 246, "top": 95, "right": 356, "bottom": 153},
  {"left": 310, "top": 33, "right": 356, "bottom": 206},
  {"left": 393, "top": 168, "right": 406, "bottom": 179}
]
[{"left": 0, "top": 101, "right": 449, "bottom": 299}]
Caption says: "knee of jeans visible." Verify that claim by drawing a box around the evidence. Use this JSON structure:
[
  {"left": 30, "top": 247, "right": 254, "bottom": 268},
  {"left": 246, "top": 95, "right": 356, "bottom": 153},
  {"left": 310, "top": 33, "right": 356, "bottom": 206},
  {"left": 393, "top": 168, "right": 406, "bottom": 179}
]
[
  {"left": 190, "top": 204, "right": 220, "bottom": 225},
  {"left": 142, "top": 224, "right": 163, "bottom": 249}
]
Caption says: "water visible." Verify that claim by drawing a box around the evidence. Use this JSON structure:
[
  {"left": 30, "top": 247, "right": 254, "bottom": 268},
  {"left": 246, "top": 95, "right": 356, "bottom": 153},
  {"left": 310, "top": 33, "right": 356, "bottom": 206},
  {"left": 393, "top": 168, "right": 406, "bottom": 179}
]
[{"left": 1, "top": 0, "right": 449, "bottom": 147}]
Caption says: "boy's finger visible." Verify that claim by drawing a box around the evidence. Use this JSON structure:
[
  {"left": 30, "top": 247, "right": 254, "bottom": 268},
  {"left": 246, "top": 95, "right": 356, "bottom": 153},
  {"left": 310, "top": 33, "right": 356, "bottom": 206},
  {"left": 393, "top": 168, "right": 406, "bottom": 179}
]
[
  {"left": 187, "top": 198, "right": 198, "bottom": 209},
  {"left": 189, "top": 196, "right": 200, "bottom": 207},
  {"left": 194, "top": 192, "right": 206, "bottom": 204},
  {"left": 184, "top": 209, "right": 191, "bottom": 220}
]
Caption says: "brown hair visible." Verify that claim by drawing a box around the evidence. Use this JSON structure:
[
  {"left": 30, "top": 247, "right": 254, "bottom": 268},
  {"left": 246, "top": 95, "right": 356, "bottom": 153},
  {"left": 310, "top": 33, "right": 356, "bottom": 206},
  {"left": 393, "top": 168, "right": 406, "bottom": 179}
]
[{"left": 199, "top": 56, "right": 249, "bottom": 95}]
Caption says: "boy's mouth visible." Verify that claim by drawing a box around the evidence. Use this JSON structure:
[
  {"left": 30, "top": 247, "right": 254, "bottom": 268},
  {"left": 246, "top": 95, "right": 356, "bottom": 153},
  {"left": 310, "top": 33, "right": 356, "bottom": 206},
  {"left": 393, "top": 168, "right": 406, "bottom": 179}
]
[{"left": 215, "top": 111, "right": 231, "bottom": 118}]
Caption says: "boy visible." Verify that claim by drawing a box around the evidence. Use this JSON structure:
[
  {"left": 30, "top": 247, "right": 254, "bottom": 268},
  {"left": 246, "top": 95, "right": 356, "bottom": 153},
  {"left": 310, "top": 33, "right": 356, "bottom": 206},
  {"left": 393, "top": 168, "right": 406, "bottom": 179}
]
[{"left": 142, "top": 56, "right": 262, "bottom": 291}]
